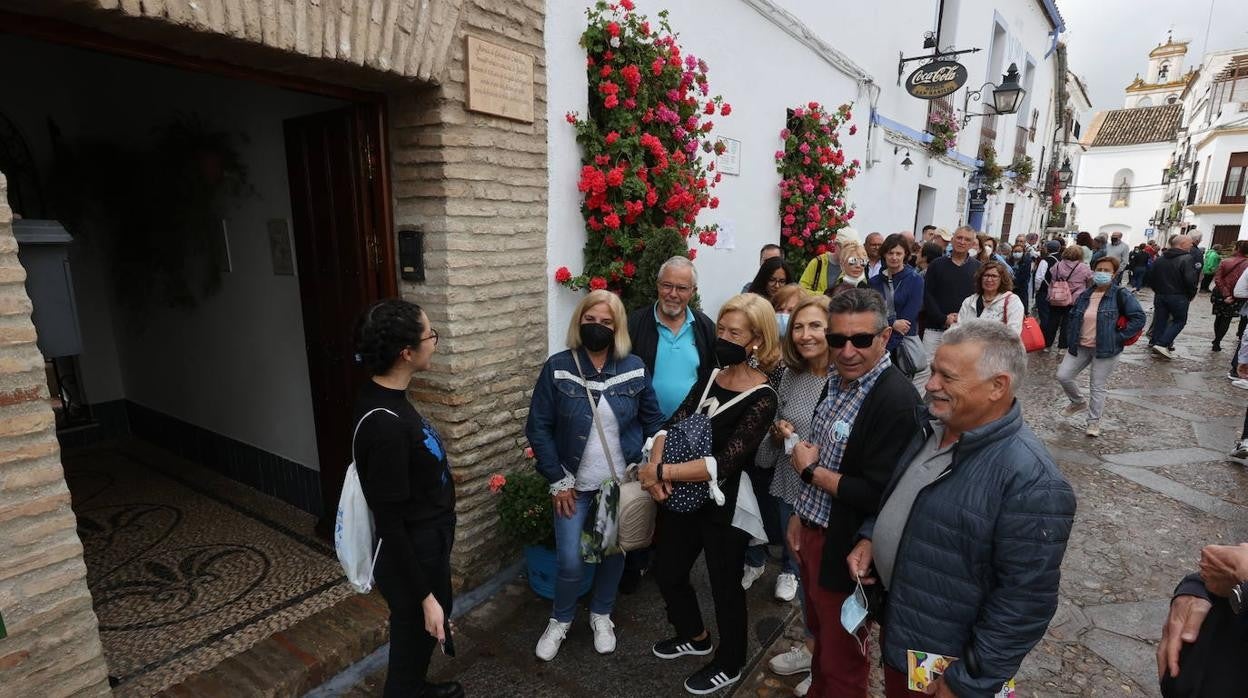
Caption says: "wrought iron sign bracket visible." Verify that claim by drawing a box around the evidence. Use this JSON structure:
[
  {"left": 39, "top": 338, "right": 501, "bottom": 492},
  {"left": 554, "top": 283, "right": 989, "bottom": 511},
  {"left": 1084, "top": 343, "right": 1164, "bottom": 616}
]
[{"left": 897, "top": 47, "right": 982, "bottom": 85}]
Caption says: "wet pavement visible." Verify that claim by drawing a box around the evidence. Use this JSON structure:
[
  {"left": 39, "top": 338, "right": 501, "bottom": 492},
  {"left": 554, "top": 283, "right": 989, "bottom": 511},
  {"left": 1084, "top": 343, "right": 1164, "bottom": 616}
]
[{"left": 323, "top": 289, "right": 1248, "bottom": 697}]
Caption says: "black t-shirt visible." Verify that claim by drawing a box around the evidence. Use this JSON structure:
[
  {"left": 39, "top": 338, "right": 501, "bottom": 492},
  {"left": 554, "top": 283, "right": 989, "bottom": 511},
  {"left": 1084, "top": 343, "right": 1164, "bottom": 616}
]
[{"left": 353, "top": 380, "right": 456, "bottom": 529}]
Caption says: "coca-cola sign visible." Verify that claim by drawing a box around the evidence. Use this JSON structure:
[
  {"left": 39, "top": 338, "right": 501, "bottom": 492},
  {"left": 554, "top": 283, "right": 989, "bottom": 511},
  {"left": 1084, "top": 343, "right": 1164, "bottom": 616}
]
[{"left": 905, "top": 60, "right": 968, "bottom": 100}]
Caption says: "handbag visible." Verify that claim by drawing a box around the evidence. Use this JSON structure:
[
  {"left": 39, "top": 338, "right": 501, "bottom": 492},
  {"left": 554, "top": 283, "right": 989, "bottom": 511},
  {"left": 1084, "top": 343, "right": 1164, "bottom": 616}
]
[
  {"left": 1114, "top": 288, "right": 1144, "bottom": 347},
  {"left": 1021, "top": 316, "right": 1046, "bottom": 352},
  {"left": 661, "top": 369, "right": 773, "bottom": 513},
  {"left": 570, "top": 352, "right": 656, "bottom": 554},
  {"left": 882, "top": 274, "right": 927, "bottom": 377}
]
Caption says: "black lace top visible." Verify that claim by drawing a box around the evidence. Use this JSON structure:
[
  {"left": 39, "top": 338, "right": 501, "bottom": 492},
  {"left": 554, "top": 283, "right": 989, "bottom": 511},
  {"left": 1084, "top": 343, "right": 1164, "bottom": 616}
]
[{"left": 666, "top": 375, "right": 778, "bottom": 523}]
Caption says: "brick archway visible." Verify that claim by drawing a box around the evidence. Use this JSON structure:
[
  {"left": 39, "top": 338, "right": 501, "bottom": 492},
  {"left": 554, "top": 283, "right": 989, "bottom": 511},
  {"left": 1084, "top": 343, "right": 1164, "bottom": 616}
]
[{"left": 0, "top": 0, "right": 549, "bottom": 694}]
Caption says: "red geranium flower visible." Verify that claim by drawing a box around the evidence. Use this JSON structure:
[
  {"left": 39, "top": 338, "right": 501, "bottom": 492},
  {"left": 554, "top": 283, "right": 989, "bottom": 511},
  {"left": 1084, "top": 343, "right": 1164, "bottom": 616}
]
[
  {"left": 555, "top": 267, "right": 572, "bottom": 283},
  {"left": 589, "top": 277, "right": 608, "bottom": 290}
]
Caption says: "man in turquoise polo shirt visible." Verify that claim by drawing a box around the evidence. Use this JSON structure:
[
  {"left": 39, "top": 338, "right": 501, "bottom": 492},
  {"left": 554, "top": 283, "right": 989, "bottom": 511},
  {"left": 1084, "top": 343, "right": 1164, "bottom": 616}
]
[{"left": 622, "top": 256, "right": 716, "bottom": 591}]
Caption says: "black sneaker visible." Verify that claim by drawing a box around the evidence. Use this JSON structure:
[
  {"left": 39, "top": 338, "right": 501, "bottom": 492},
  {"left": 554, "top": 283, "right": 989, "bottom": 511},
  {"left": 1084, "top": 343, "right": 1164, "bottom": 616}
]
[
  {"left": 652, "top": 635, "right": 714, "bottom": 659},
  {"left": 683, "top": 662, "right": 741, "bottom": 695}
]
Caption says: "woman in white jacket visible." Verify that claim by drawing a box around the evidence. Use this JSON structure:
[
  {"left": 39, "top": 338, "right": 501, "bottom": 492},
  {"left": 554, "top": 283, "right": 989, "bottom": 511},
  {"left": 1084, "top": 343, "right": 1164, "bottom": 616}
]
[{"left": 958, "top": 259, "right": 1025, "bottom": 335}]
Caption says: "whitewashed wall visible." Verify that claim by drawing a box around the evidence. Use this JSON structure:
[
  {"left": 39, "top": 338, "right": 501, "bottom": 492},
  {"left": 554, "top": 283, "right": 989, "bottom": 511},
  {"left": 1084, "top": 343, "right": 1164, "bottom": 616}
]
[
  {"left": 1072, "top": 143, "right": 1171, "bottom": 247},
  {"left": 544, "top": 0, "right": 1063, "bottom": 352}
]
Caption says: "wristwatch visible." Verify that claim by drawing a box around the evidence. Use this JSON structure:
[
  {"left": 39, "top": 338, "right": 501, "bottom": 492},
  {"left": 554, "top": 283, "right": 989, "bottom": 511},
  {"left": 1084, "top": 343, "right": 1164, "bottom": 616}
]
[
  {"left": 800, "top": 464, "right": 817, "bottom": 484},
  {"left": 1232, "top": 581, "right": 1247, "bottom": 615}
]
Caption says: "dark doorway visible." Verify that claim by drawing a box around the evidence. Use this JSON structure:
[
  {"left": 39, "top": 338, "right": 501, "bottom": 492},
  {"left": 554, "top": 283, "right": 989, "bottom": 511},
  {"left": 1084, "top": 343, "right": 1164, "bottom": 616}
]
[
  {"left": 1212, "top": 225, "right": 1241, "bottom": 249},
  {"left": 284, "top": 105, "right": 396, "bottom": 533}
]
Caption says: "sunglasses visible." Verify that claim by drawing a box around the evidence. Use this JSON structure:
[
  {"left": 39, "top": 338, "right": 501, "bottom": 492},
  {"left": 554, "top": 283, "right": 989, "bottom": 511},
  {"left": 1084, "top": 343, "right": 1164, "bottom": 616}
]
[
  {"left": 825, "top": 330, "right": 883, "bottom": 348},
  {"left": 844, "top": 257, "right": 866, "bottom": 266}
]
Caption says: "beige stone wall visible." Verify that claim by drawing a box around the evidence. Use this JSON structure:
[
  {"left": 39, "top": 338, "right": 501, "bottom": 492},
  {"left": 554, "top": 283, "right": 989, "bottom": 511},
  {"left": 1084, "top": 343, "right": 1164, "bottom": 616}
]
[
  {"left": 392, "top": 0, "right": 549, "bottom": 587},
  {"left": 0, "top": 174, "right": 111, "bottom": 695},
  {"left": 0, "top": 0, "right": 547, "bottom": 691}
]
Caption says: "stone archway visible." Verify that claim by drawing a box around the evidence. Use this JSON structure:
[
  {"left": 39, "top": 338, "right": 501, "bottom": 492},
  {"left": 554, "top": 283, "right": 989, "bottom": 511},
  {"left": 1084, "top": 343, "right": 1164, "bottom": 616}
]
[{"left": 0, "top": 0, "right": 549, "bottom": 694}]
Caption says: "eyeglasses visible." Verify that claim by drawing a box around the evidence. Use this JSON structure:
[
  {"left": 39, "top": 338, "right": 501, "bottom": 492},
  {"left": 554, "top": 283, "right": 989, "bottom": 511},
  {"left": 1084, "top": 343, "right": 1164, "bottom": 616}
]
[
  {"left": 659, "top": 282, "right": 694, "bottom": 294},
  {"left": 419, "top": 329, "right": 439, "bottom": 346},
  {"left": 825, "top": 330, "right": 883, "bottom": 348},
  {"left": 767, "top": 276, "right": 787, "bottom": 286}
]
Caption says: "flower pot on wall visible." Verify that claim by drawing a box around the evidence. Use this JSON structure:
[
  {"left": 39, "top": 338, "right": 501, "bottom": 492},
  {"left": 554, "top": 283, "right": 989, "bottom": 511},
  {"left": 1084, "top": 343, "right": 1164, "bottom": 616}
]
[{"left": 523, "top": 545, "right": 596, "bottom": 600}]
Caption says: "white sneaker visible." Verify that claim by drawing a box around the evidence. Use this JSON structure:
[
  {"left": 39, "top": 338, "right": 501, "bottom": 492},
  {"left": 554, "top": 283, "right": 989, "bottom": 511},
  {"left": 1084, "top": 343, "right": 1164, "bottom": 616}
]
[
  {"left": 535, "top": 618, "right": 571, "bottom": 661},
  {"left": 1232, "top": 439, "right": 1248, "bottom": 459},
  {"left": 741, "top": 564, "right": 765, "bottom": 590},
  {"left": 1233, "top": 379, "right": 1248, "bottom": 390},
  {"left": 1085, "top": 421, "right": 1101, "bottom": 438},
  {"left": 590, "top": 612, "right": 616, "bottom": 654},
  {"left": 1152, "top": 345, "right": 1174, "bottom": 360},
  {"left": 768, "top": 644, "right": 812, "bottom": 676},
  {"left": 794, "top": 674, "right": 812, "bottom": 697},
  {"left": 774, "top": 572, "right": 798, "bottom": 602}
]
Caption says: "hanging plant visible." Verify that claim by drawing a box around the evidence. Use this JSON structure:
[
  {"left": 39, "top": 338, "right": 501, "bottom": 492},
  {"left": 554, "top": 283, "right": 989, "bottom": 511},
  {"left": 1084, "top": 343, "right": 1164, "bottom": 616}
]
[
  {"left": 558, "top": 1, "right": 728, "bottom": 310},
  {"left": 978, "top": 144, "right": 1004, "bottom": 190},
  {"left": 774, "top": 102, "right": 858, "bottom": 271},
  {"left": 926, "top": 107, "right": 959, "bottom": 156},
  {"left": 1007, "top": 155, "right": 1034, "bottom": 191}
]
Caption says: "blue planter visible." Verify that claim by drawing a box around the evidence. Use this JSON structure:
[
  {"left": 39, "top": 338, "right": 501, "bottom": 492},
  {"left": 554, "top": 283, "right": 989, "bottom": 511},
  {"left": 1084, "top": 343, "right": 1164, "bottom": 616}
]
[{"left": 524, "top": 545, "right": 596, "bottom": 600}]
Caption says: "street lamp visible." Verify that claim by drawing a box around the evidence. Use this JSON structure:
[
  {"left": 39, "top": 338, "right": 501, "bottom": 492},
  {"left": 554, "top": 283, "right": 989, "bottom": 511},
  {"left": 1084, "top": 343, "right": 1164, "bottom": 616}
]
[
  {"left": 1057, "top": 157, "right": 1073, "bottom": 186},
  {"left": 961, "top": 63, "right": 1027, "bottom": 126},
  {"left": 1062, "top": 191, "right": 1071, "bottom": 204},
  {"left": 901, "top": 151, "right": 913, "bottom": 171}
]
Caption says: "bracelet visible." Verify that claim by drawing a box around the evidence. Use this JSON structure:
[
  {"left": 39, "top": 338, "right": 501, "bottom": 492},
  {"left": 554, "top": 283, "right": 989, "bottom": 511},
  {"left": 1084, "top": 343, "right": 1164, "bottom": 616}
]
[{"left": 656, "top": 462, "right": 665, "bottom": 482}]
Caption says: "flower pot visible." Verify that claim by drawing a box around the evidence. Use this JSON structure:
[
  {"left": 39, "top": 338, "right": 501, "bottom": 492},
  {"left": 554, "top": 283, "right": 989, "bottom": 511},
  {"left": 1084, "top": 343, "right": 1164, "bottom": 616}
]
[{"left": 523, "top": 545, "right": 596, "bottom": 600}]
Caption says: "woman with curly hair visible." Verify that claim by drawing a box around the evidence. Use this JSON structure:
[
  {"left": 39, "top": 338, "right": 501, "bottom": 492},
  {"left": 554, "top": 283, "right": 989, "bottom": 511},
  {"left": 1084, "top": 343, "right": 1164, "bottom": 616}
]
[
  {"left": 958, "top": 259, "right": 1025, "bottom": 335},
  {"left": 352, "top": 299, "right": 462, "bottom": 698}
]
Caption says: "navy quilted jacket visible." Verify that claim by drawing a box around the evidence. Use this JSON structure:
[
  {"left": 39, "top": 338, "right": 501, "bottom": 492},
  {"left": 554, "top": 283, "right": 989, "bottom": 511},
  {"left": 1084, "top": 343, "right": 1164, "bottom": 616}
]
[{"left": 861, "top": 402, "right": 1076, "bottom": 697}]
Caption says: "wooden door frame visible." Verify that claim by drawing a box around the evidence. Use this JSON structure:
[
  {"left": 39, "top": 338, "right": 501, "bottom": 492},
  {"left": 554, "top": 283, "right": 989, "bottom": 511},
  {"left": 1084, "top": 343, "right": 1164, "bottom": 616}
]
[{"left": 0, "top": 10, "right": 400, "bottom": 521}]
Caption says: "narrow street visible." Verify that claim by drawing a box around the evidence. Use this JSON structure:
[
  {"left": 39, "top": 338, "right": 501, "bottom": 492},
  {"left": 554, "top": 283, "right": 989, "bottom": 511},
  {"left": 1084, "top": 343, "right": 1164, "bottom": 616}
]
[{"left": 318, "top": 290, "right": 1248, "bottom": 697}]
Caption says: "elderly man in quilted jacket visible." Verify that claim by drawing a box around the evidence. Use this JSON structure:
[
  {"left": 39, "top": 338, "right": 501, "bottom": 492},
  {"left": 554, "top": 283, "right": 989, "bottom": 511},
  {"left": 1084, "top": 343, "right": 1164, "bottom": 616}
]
[{"left": 847, "top": 320, "right": 1077, "bottom": 697}]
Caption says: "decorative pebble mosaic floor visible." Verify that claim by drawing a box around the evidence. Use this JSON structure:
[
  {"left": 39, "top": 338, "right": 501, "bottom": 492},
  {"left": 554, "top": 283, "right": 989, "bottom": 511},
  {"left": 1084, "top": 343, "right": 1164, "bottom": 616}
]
[{"left": 63, "top": 441, "right": 351, "bottom": 696}]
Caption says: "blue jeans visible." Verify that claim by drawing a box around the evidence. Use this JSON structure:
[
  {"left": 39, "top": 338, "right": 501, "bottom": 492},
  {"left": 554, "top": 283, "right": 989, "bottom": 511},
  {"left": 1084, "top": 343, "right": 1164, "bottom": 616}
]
[
  {"left": 1151, "top": 293, "right": 1191, "bottom": 349},
  {"left": 1131, "top": 267, "right": 1147, "bottom": 291},
  {"left": 776, "top": 499, "right": 812, "bottom": 638},
  {"left": 552, "top": 489, "right": 625, "bottom": 622}
]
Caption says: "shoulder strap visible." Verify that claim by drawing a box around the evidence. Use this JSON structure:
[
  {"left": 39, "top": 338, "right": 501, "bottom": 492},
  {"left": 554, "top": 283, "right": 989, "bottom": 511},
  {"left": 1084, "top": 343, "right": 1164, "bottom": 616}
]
[
  {"left": 698, "top": 368, "right": 722, "bottom": 405},
  {"left": 975, "top": 295, "right": 984, "bottom": 317},
  {"left": 708, "top": 382, "right": 776, "bottom": 418},
  {"left": 352, "top": 407, "right": 400, "bottom": 462},
  {"left": 571, "top": 351, "right": 620, "bottom": 483},
  {"left": 815, "top": 256, "right": 824, "bottom": 289}
]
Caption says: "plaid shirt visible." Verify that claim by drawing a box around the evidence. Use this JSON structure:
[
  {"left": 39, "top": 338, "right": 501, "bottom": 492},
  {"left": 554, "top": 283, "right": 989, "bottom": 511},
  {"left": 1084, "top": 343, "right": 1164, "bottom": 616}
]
[{"left": 794, "top": 354, "right": 892, "bottom": 528}]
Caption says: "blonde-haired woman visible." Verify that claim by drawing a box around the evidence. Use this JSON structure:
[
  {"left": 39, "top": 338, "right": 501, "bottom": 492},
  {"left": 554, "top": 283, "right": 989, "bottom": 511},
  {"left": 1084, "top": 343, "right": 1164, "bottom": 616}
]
[
  {"left": 826, "top": 241, "right": 870, "bottom": 297},
  {"left": 526, "top": 289, "right": 664, "bottom": 661},
  {"left": 640, "top": 293, "right": 780, "bottom": 694}
]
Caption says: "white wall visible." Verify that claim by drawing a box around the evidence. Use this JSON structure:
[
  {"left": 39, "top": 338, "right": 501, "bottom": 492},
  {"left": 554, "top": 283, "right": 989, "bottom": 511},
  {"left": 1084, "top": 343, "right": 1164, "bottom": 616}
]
[
  {"left": 1072, "top": 142, "right": 1171, "bottom": 247},
  {"left": 0, "top": 35, "right": 344, "bottom": 468},
  {"left": 544, "top": 0, "right": 1062, "bottom": 351}
]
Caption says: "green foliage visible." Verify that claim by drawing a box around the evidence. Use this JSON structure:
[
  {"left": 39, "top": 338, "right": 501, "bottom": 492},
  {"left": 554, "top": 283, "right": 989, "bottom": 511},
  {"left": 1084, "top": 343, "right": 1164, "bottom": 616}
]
[
  {"left": 978, "top": 145, "right": 1004, "bottom": 190},
  {"left": 494, "top": 470, "right": 555, "bottom": 548}
]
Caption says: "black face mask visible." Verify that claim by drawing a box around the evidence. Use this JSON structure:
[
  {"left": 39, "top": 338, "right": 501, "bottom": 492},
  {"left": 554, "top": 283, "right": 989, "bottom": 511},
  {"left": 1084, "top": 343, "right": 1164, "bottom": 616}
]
[
  {"left": 580, "top": 323, "right": 614, "bottom": 353},
  {"left": 714, "top": 337, "right": 749, "bottom": 368}
]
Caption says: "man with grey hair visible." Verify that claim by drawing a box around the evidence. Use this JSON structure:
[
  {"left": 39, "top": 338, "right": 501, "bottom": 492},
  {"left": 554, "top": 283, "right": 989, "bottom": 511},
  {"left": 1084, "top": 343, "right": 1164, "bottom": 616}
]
[
  {"left": 847, "top": 320, "right": 1076, "bottom": 697},
  {"left": 623, "top": 256, "right": 716, "bottom": 590}
]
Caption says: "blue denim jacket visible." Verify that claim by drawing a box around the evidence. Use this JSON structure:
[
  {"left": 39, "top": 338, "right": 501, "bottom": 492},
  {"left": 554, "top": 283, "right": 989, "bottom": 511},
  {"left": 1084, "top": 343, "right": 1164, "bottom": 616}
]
[
  {"left": 1065, "top": 286, "right": 1147, "bottom": 359},
  {"left": 525, "top": 348, "right": 665, "bottom": 487}
]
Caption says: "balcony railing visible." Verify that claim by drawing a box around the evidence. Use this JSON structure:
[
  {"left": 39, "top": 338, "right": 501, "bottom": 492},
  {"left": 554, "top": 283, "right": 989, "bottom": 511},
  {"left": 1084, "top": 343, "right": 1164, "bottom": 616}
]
[{"left": 1192, "top": 179, "right": 1246, "bottom": 206}]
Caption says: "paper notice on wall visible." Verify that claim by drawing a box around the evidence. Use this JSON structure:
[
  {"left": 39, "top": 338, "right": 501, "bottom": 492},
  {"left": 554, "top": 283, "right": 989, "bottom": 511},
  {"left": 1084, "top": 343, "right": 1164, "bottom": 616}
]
[{"left": 715, "top": 221, "right": 737, "bottom": 250}]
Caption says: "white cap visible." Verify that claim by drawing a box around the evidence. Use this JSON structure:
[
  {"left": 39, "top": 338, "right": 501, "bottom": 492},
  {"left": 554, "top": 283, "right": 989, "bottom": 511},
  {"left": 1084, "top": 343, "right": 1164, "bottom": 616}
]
[{"left": 834, "top": 227, "right": 861, "bottom": 245}]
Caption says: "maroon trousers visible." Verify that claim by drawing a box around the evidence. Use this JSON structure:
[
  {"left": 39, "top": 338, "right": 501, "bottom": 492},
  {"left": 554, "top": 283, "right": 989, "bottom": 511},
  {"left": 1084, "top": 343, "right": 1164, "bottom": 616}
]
[
  {"left": 797, "top": 524, "right": 870, "bottom": 698},
  {"left": 884, "top": 665, "right": 928, "bottom": 697}
]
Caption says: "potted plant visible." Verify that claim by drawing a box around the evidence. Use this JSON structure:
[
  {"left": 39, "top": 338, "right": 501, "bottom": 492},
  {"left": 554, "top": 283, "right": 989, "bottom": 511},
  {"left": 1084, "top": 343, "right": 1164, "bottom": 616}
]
[
  {"left": 978, "top": 145, "right": 1004, "bottom": 190},
  {"left": 926, "top": 107, "right": 959, "bottom": 157},
  {"left": 1007, "top": 155, "right": 1034, "bottom": 191},
  {"left": 491, "top": 452, "right": 595, "bottom": 600}
]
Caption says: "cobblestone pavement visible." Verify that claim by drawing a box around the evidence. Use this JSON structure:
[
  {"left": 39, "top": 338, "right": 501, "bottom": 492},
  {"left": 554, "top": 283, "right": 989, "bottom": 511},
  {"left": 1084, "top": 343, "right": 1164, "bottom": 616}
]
[{"left": 324, "top": 290, "right": 1248, "bottom": 697}]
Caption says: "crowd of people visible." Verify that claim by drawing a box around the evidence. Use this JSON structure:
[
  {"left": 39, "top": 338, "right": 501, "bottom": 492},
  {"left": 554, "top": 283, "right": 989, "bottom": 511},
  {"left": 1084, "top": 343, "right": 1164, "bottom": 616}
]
[{"left": 345, "top": 223, "right": 1248, "bottom": 697}]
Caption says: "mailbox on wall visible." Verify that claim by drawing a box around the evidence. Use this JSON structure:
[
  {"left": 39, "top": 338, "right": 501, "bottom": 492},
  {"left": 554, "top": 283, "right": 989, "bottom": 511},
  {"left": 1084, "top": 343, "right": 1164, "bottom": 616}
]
[{"left": 398, "top": 227, "right": 425, "bottom": 282}]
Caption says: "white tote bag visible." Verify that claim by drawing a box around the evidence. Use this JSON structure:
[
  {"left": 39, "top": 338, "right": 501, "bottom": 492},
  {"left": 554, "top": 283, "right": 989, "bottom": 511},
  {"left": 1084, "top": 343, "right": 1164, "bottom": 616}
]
[{"left": 335, "top": 408, "right": 396, "bottom": 594}]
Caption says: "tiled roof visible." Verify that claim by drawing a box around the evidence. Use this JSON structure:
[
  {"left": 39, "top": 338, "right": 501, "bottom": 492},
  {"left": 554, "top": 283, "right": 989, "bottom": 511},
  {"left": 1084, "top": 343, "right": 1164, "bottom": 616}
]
[{"left": 1089, "top": 104, "right": 1182, "bottom": 147}]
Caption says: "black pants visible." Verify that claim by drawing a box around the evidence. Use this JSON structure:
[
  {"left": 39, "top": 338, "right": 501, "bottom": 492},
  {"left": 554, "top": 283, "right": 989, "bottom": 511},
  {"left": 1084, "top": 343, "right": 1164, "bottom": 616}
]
[
  {"left": 1043, "top": 305, "right": 1073, "bottom": 348},
  {"left": 1213, "top": 314, "right": 1246, "bottom": 348},
  {"left": 1161, "top": 596, "right": 1248, "bottom": 697},
  {"left": 654, "top": 506, "right": 750, "bottom": 673},
  {"left": 373, "top": 525, "right": 454, "bottom": 698}
]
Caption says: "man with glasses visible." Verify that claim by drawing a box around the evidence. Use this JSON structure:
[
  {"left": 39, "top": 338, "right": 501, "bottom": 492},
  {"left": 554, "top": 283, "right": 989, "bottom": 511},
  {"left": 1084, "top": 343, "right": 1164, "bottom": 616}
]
[
  {"left": 921, "top": 225, "right": 981, "bottom": 358},
  {"left": 622, "top": 256, "right": 717, "bottom": 591},
  {"left": 847, "top": 320, "right": 1075, "bottom": 697},
  {"left": 784, "top": 289, "right": 922, "bottom": 697}
]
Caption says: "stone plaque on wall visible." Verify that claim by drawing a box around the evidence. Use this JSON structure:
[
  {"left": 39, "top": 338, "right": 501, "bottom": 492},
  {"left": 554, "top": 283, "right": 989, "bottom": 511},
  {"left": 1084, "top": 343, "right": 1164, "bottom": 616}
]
[{"left": 466, "top": 36, "right": 535, "bottom": 123}]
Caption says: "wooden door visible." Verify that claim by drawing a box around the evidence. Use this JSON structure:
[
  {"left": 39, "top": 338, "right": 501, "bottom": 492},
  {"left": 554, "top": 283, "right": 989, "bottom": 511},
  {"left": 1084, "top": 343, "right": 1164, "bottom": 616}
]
[{"left": 284, "top": 104, "right": 395, "bottom": 533}]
